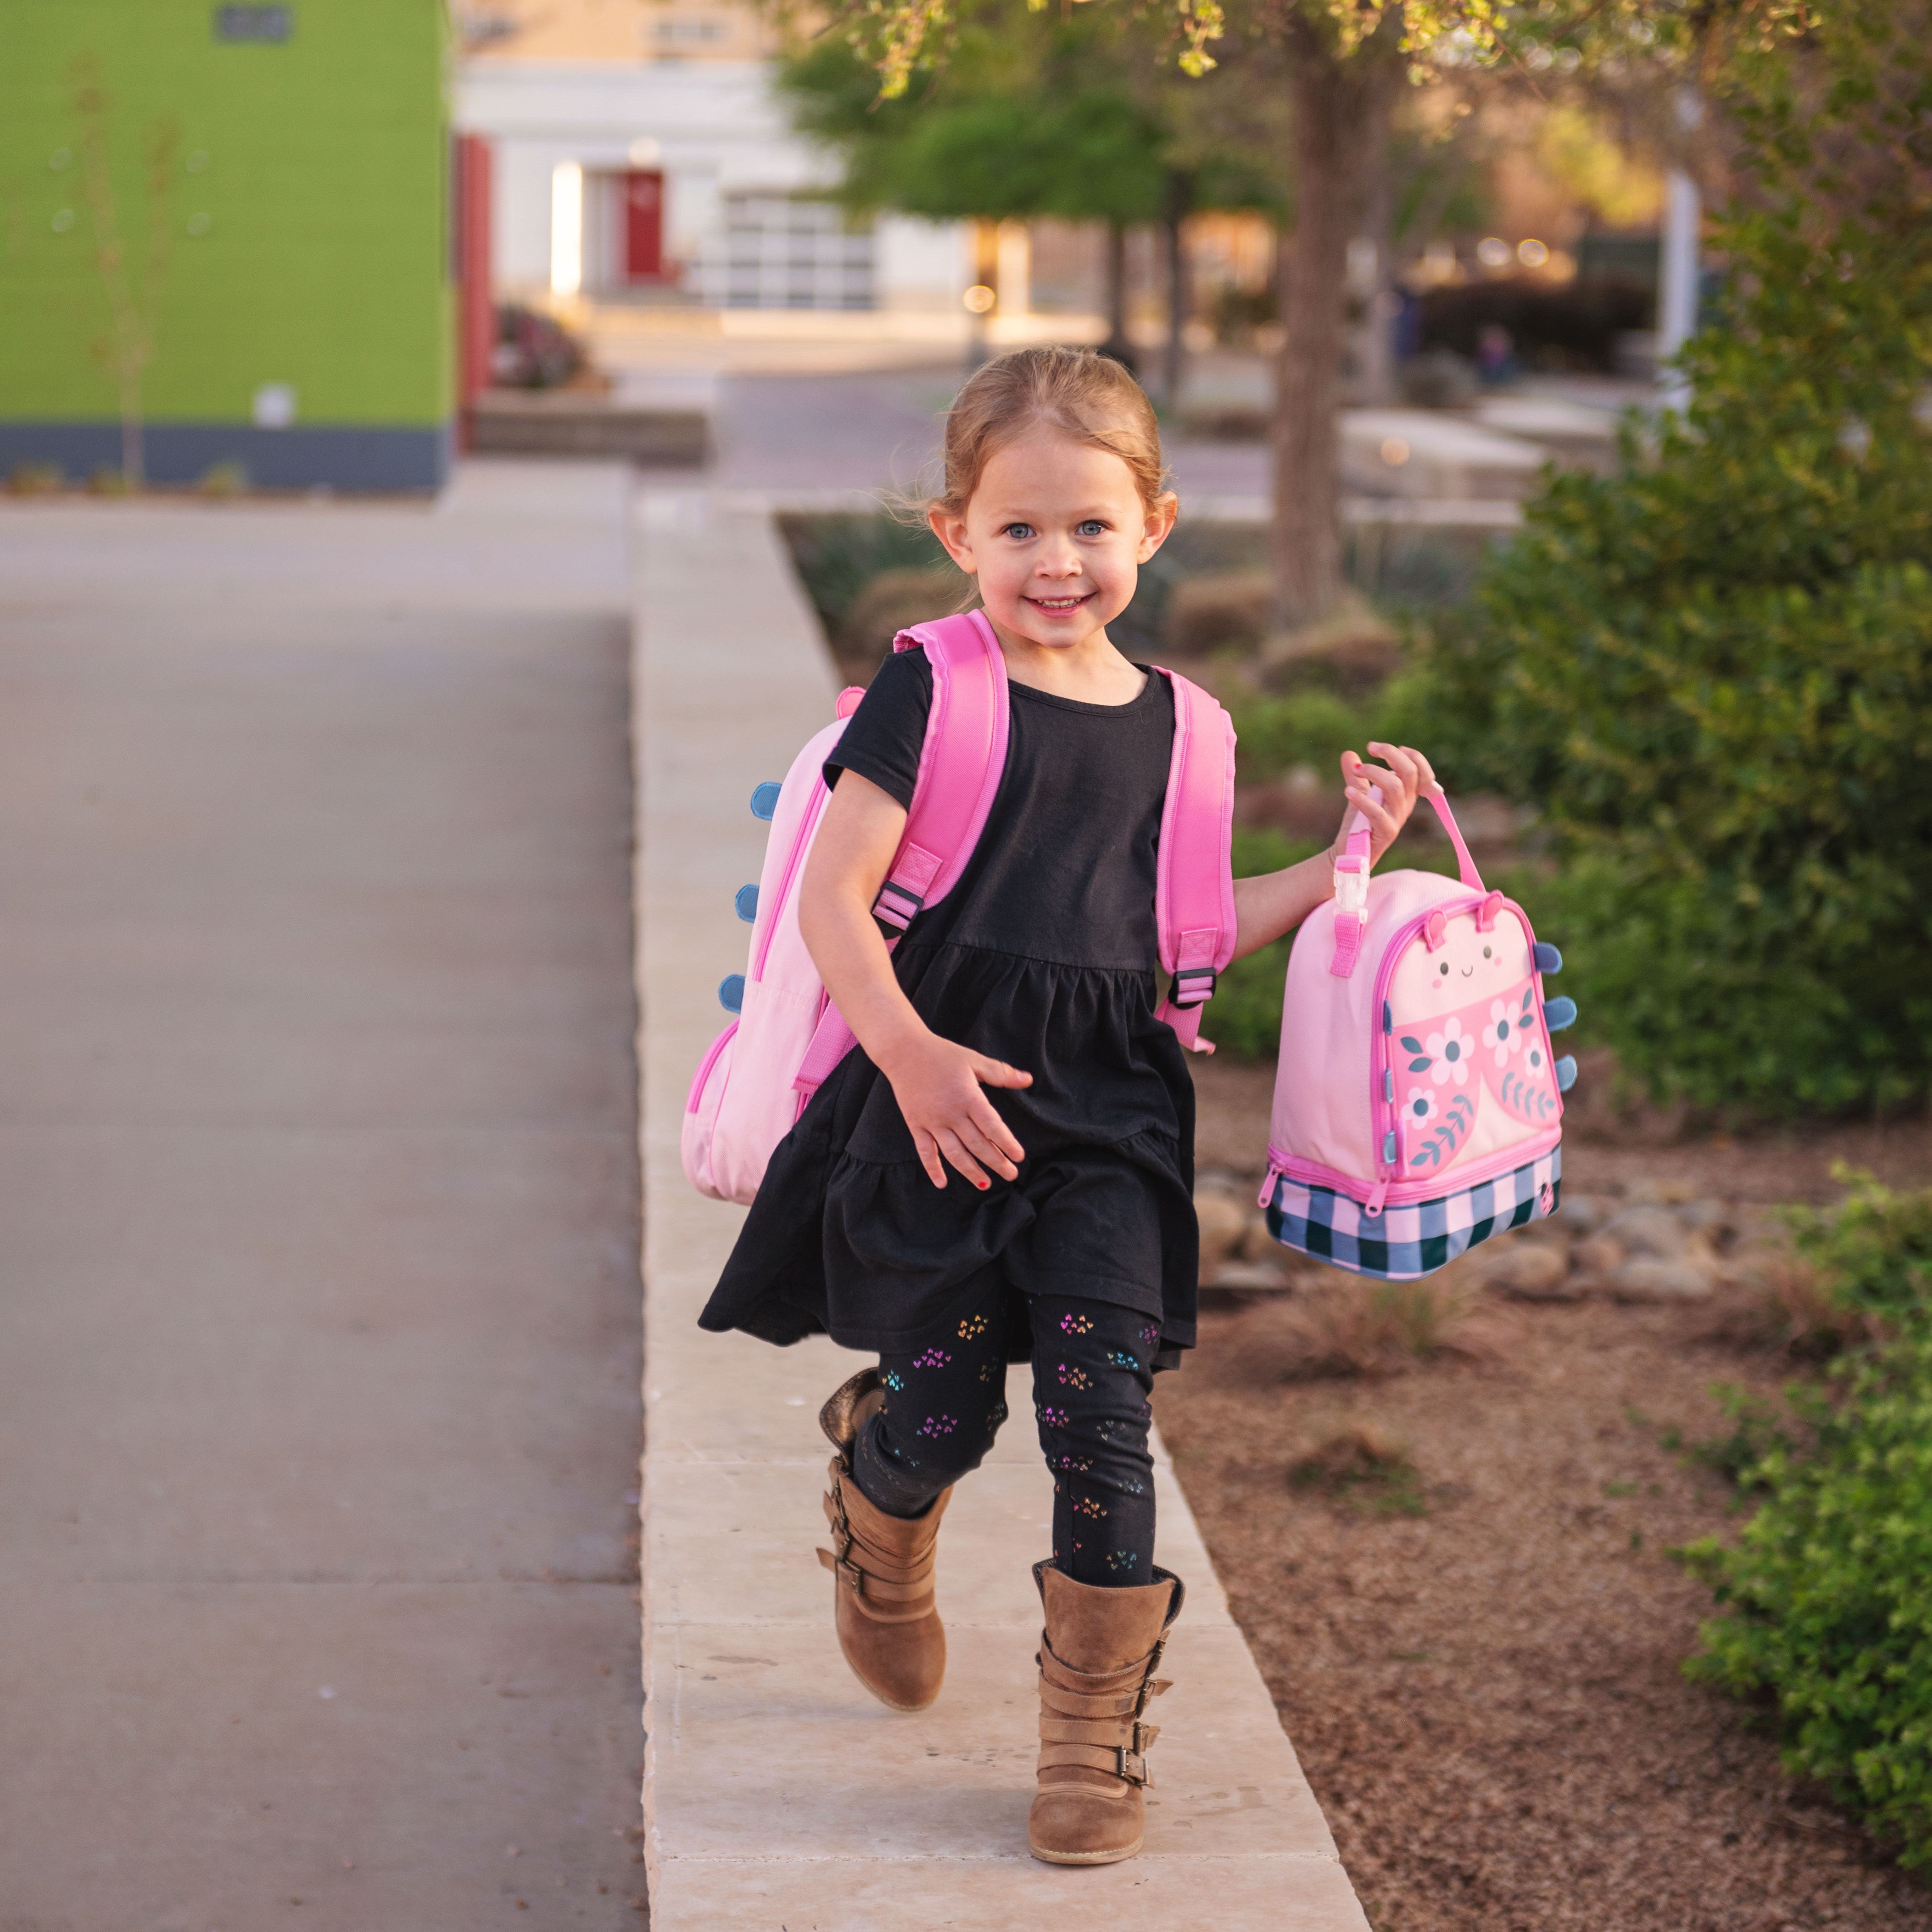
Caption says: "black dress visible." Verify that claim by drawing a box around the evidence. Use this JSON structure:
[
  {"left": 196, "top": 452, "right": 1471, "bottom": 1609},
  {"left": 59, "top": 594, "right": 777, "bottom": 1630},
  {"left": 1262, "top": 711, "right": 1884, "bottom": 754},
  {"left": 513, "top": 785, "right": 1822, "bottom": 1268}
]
[{"left": 697, "top": 648, "right": 1199, "bottom": 1371}]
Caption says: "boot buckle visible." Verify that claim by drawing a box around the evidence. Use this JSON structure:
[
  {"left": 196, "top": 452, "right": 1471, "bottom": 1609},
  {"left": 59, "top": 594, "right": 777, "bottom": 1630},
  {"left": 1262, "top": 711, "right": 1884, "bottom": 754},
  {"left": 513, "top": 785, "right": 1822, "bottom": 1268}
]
[{"left": 1114, "top": 1746, "right": 1151, "bottom": 1786}]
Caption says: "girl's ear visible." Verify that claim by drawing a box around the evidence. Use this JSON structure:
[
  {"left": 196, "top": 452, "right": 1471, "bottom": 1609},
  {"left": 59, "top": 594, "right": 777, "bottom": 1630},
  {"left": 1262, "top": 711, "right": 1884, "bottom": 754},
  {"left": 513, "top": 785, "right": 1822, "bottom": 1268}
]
[
  {"left": 927, "top": 504, "right": 977, "bottom": 575},
  {"left": 1136, "top": 491, "right": 1179, "bottom": 565}
]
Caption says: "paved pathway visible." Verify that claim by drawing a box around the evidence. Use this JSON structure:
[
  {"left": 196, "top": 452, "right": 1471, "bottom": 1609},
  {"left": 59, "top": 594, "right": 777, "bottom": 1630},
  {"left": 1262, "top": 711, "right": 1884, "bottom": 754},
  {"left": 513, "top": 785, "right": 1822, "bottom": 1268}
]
[
  {"left": 0, "top": 465, "right": 647, "bottom": 1928},
  {"left": 635, "top": 493, "right": 1369, "bottom": 1928}
]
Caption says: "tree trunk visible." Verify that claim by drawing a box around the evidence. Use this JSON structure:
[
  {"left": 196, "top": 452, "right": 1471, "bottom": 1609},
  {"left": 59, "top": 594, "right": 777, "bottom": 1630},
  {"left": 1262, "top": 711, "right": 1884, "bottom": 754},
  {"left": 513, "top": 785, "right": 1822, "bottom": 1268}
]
[
  {"left": 1161, "top": 171, "right": 1194, "bottom": 406},
  {"left": 1355, "top": 140, "right": 1399, "bottom": 408},
  {"left": 1272, "top": 19, "right": 1398, "bottom": 626},
  {"left": 1101, "top": 221, "right": 1135, "bottom": 371}
]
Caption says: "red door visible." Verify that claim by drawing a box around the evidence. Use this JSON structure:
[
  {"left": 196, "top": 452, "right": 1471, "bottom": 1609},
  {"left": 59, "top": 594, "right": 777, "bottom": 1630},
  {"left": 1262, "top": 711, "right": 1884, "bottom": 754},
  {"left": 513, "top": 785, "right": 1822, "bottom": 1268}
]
[{"left": 623, "top": 171, "right": 664, "bottom": 281}]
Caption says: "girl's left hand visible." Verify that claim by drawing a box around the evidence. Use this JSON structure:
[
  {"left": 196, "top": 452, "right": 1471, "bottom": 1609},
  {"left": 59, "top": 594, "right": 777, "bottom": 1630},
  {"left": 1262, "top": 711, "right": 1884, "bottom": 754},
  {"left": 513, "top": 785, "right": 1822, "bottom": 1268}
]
[{"left": 1332, "top": 743, "right": 1438, "bottom": 868}]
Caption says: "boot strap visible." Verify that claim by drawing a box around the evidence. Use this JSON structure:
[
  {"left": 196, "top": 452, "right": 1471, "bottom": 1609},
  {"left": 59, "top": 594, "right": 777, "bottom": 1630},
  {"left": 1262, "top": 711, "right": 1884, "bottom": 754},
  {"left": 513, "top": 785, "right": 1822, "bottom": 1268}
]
[
  {"left": 1037, "top": 1741, "right": 1154, "bottom": 1786},
  {"left": 1040, "top": 1715, "right": 1161, "bottom": 1752},
  {"left": 814, "top": 1543, "right": 935, "bottom": 1615},
  {"left": 1035, "top": 1678, "right": 1146, "bottom": 1720}
]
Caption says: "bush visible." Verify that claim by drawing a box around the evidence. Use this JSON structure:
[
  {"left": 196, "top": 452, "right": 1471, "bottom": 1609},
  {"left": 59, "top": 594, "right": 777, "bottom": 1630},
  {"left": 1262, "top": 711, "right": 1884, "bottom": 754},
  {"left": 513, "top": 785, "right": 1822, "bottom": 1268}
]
[
  {"left": 1209, "top": 828, "right": 1319, "bottom": 1059},
  {"left": 1678, "top": 1173, "right": 1932, "bottom": 1866},
  {"left": 1785, "top": 1166, "right": 1932, "bottom": 1329},
  {"left": 1419, "top": 25, "right": 1932, "bottom": 1116}
]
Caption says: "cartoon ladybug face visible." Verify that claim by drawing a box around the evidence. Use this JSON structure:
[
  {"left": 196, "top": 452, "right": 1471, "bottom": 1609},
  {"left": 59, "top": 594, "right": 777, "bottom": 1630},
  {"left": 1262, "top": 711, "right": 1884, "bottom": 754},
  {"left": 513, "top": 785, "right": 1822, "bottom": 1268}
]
[{"left": 1386, "top": 903, "right": 1533, "bottom": 1017}]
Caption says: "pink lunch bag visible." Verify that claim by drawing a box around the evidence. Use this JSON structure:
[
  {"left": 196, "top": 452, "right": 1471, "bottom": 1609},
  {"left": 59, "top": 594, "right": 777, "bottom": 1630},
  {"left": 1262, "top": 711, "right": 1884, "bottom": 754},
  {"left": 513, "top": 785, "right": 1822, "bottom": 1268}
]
[
  {"left": 683, "top": 611, "right": 1240, "bottom": 1206},
  {"left": 1262, "top": 792, "right": 1577, "bottom": 1279}
]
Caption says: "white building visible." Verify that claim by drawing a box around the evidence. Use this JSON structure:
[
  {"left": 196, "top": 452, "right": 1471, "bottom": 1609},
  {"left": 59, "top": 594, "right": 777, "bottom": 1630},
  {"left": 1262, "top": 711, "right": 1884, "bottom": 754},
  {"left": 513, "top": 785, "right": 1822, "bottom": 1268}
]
[{"left": 452, "top": 2, "right": 972, "bottom": 312}]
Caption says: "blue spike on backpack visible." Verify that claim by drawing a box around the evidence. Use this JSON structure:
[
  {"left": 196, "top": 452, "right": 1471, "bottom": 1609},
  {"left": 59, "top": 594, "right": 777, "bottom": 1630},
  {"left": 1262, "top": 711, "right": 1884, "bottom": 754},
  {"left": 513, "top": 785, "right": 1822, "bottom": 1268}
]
[
  {"left": 1534, "top": 941, "right": 1562, "bottom": 974},
  {"left": 735, "top": 884, "right": 758, "bottom": 923},
  {"left": 750, "top": 782, "right": 781, "bottom": 821},
  {"left": 1555, "top": 1054, "right": 1577, "bottom": 1092},
  {"left": 1545, "top": 995, "right": 1577, "bottom": 1032},
  {"left": 718, "top": 973, "right": 745, "bottom": 1015}
]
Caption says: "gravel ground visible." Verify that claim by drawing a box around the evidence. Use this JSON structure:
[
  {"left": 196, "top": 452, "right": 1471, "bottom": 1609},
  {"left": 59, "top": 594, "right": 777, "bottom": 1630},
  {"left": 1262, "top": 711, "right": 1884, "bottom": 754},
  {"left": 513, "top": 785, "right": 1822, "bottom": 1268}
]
[{"left": 1159, "top": 1061, "right": 1932, "bottom": 1931}]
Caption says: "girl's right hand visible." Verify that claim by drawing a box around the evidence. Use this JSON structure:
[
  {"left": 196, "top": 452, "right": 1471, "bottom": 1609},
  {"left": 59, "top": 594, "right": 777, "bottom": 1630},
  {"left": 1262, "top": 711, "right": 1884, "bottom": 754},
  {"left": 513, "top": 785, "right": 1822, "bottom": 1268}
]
[{"left": 877, "top": 1030, "right": 1032, "bottom": 1191}]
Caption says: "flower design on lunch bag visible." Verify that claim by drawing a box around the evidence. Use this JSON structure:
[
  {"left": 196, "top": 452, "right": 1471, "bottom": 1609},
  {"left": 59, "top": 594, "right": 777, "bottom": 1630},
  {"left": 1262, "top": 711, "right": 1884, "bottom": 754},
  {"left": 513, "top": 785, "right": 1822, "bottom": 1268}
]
[
  {"left": 1403, "top": 1088, "right": 1439, "bottom": 1128},
  {"left": 1424, "top": 1018, "right": 1471, "bottom": 1087},
  {"left": 1481, "top": 997, "right": 1523, "bottom": 1067}
]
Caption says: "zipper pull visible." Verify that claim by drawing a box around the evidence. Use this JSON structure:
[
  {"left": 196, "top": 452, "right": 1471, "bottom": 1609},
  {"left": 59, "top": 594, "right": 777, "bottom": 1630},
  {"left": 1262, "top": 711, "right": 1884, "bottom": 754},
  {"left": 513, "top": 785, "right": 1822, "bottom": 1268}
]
[{"left": 1364, "top": 1181, "right": 1390, "bottom": 1219}]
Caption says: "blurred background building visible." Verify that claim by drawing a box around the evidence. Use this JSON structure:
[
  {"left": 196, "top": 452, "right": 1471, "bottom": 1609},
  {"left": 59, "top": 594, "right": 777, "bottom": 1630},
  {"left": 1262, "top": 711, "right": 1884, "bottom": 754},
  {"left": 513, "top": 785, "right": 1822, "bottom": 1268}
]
[
  {"left": 1, "top": 0, "right": 460, "bottom": 490},
  {"left": 453, "top": 0, "right": 972, "bottom": 312}
]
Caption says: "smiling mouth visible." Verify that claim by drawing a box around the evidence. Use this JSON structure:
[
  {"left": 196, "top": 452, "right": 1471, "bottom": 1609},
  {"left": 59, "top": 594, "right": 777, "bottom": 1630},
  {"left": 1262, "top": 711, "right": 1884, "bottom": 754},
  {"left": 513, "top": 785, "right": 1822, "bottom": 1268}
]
[
  {"left": 1026, "top": 592, "right": 1095, "bottom": 615},
  {"left": 1461, "top": 967, "right": 1474, "bottom": 976}
]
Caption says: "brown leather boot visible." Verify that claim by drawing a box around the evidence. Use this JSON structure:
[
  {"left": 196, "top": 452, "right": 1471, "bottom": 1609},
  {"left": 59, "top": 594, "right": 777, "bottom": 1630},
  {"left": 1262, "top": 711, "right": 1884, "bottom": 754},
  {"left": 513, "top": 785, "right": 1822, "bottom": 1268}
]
[
  {"left": 815, "top": 1368, "right": 950, "bottom": 1712},
  {"left": 1028, "top": 1560, "right": 1185, "bottom": 1865}
]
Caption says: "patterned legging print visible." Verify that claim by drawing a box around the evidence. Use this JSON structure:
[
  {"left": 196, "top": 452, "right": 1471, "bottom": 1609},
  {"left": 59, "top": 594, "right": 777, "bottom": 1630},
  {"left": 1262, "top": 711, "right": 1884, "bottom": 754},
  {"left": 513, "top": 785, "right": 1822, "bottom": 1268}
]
[{"left": 850, "top": 1290, "right": 1157, "bottom": 1587}]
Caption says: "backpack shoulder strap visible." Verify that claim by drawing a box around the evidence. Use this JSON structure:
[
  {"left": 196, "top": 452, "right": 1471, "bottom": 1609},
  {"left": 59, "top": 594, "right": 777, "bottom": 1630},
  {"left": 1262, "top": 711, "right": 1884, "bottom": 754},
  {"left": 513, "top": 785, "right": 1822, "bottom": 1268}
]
[
  {"left": 1152, "top": 668, "right": 1237, "bottom": 1053},
  {"left": 871, "top": 610, "right": 1009, "bottom": 936},
  {"left": 793, "top": 611, "right": 1007, "bottom": 1105}
]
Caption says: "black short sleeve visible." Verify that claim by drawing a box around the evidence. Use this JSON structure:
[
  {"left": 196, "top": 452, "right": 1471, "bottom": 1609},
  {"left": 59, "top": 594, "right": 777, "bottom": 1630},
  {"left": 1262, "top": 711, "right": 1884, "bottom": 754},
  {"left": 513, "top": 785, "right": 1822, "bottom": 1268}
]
[{"left": 824, "top": 648, "right": 932, "bottom": 811}]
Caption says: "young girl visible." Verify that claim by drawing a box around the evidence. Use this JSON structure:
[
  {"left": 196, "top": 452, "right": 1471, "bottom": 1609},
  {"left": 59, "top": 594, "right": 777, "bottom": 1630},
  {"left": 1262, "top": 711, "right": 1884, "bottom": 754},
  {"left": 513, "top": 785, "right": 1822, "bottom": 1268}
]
[{"left": 699, "top": 346, "right": 1434, "bottom": 1866}]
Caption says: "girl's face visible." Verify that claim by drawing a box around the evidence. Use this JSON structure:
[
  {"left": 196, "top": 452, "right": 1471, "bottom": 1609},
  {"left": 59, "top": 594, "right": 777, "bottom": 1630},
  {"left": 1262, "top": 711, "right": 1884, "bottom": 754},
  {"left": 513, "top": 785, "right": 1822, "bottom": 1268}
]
[{"left": 928, "top": 426, "right": 1176, "bottom": 654}]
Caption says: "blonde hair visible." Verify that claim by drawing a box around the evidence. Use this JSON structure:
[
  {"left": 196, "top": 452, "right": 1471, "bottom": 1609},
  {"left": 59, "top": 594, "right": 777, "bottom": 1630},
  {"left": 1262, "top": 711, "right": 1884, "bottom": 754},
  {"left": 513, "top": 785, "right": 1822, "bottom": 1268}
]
[{"left": 928, "top": 346, "right": 1172, "bottom": 518}]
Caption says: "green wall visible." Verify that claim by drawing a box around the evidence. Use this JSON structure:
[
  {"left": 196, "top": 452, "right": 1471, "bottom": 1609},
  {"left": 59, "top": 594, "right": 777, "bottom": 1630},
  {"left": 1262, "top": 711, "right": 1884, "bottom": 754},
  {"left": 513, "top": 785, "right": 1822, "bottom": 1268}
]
[{"left": 0, "top": 0, "right": 451, "bottom": 430}]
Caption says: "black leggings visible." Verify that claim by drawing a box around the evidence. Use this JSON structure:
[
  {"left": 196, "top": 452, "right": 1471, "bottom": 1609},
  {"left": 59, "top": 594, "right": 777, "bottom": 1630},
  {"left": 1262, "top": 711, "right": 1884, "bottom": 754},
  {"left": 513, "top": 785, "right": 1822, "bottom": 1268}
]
[{"left": 850, "top": 1288, "right": 1158, "bottom": 1587}]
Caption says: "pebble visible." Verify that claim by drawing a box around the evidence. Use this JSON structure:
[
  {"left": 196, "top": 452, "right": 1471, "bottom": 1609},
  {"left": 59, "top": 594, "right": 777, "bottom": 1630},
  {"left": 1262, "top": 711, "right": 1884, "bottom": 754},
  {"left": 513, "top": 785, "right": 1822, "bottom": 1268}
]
[
  {"left": 1610, "top": 1256, "right": 1716, "bottom": 1302},
  {"left": 1551, "top": 1192, "right": 1607, "bottom": 1236},
  {"left": 1573, "top": 1233, "right": 1626, "bottom": 1278},
  {"left": 1600, "top": 1204, "right": 1689, "bottom": 1260},
  {"left": 1673, "top": 1198, "right": 1731, "bottom": 1238},
  {"left": 1480, "top": 1241, "right": 1578, "bottom": 1300}
]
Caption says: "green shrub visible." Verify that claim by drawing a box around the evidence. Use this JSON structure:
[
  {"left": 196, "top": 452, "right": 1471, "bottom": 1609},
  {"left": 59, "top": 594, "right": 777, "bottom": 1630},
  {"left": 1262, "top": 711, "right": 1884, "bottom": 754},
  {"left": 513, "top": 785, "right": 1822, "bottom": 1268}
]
[
  {"left": 1210, "top": 829, "right": 1318, "bottom": 1059},
  {"left": 1678, "top": 1174, "right": 1932, "bottom": 1866},
  {"left": 1786, "top": 1166, "right": 1932, "bottom": 1329},
  {"left": 1678, "top": 1334, "right": 1932, "bottom": 1867},
  {"left": 1416, "top": 24, "right": 1932, "bottom": 1116}
]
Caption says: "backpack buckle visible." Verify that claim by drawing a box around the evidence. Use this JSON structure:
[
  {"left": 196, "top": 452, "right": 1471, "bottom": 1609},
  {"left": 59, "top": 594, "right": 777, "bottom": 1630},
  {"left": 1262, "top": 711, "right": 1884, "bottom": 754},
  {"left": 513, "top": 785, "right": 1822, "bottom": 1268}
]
[
  {"left": 872, "top": 882, "right": 924, "bottom": 936},
  {"left": 1333, "top": 853, "right": 1370, "bottom": 920},
  {"left": 1171, "top": 966, "right": 1217, "bottom": 1008}
]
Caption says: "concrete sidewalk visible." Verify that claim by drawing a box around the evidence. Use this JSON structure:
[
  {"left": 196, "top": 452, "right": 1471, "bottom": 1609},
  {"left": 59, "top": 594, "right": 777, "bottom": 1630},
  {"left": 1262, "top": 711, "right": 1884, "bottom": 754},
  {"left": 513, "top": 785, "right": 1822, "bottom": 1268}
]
[
  {"left": 635, "top": 495, "right": 1369, "bottom": 1928},
  {"left": 0, "top": 465, "right": 647, "bottom": 1927}
]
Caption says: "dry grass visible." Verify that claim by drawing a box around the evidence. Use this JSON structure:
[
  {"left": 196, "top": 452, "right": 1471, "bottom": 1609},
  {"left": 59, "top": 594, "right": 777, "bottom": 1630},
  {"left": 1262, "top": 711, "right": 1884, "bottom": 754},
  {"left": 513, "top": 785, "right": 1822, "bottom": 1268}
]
[
  {"left": 1694, "top": 1250, "right": 1882, "bottom": 1362},
  {"left": 1288, "top": 1422, "right": 1429, "bottom": 1517},
  {"left": 1260, "top": 1268, "right": 1514, "bottom": 1381}
]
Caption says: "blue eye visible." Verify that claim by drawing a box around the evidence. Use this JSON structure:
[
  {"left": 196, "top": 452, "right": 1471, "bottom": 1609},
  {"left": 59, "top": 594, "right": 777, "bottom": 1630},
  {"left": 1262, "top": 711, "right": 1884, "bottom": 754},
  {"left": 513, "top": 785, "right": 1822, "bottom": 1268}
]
[
  {"left": 1002, "top": 522, "right": 1035, "bottom": 539},
  {"left": 1077, "top": 520, "right": 1107, "bottom": 536}
]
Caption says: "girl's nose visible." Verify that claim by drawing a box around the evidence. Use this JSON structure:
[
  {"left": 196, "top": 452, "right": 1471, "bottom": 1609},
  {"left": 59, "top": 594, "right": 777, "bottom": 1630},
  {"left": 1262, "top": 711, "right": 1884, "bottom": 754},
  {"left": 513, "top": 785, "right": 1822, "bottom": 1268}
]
[{"left": 1035, "top": 542, "right": 1082, "bottom": 578}]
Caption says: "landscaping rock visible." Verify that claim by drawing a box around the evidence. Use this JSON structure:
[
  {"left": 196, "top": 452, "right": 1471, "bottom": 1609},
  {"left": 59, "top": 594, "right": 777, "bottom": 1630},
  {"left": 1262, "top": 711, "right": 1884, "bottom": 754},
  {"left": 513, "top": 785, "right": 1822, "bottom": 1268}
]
[
  {"left": 1600, "top": 1204, "right": 1689, "bottom": 1260},
  {"left": 1573, "top": 1233, "right": 1627, "bottom": 1279},
  {"left": 1239, "top": 1211, "right": 1281, "bottom": 1262},
  {"left": 1196, "top": 1190, "right": 1250, "bottom": 1271},
  {"left": 1211, "top": 1259, "right": 1293, "bottom": 1291},
  {"left": 1516, "top": 1215, "right": 1571, "bottom": 1245},
  {"left": 1674, "top": 1198, "right": 1732, "bottom": 1239},
  {"left": 1479, "top": 1240, "right": 1578, "bottom": 1301},
  {"left": 1550, "top": 1192, "right": 1608, "bottom": 1236},
  {"left": 1610, "top": 1256, "right": 1716, "bottom": 1303}
]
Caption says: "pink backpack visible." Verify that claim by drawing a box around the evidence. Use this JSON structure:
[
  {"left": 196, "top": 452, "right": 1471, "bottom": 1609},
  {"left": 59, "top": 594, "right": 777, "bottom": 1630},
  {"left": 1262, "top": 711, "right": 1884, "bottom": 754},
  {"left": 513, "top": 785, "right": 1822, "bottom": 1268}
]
[
  {"left": 1262, "top": 793, "right": 1576, "bottom": 1279},
  {"left": 683, "top": 611, "right": 1238, "bottom": 1206}
]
